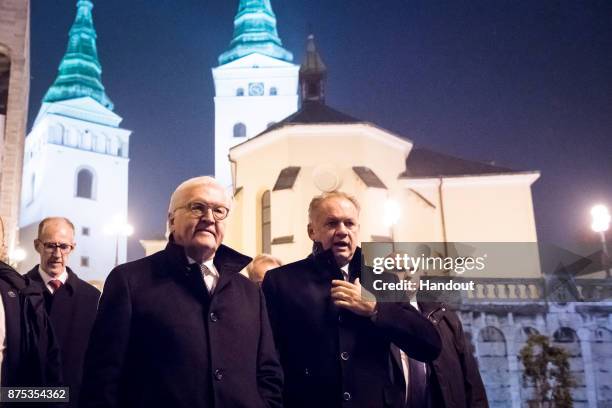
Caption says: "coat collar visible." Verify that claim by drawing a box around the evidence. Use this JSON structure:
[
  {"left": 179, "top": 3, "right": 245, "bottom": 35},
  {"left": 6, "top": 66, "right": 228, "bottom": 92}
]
[
  {"left": 26, "top": 265, "right": 77, "bottom": 295},
  {"left": 162, "top": 240, "right": 252, "bottom": 294},
  {"left": 310, "top": 246, "right": 363, "bottom": 282}
]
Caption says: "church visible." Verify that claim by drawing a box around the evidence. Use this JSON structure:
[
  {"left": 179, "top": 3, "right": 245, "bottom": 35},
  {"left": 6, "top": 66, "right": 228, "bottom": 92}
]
[{"left": 4, "top": 0, "right": 611, "bottom": 406}]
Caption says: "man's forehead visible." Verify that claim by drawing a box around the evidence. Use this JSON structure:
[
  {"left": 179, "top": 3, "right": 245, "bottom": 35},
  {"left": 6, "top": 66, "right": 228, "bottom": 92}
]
[
  {"left": 182, "top": 184, "right": 228, "bottom": 204},
  {"left": 40, "top": 220, "right": 74, "bottom": 239},
  {"left": 318, "top": 198, "right": 358, "bottom": 217}
]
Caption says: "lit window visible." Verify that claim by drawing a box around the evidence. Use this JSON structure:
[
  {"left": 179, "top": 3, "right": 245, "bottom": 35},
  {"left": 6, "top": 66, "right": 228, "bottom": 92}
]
[
  {"left": 82, "top": 227, "right": 90, "bottom": 236},
  {"left": 269, "top": 87, "right": 277, "bottom": 96},
  {"left": 236, "top": 88, "right": 244, "bottom": 96},
  {"left": 80, "top": 256, "right": 89, "bottom": 267}
]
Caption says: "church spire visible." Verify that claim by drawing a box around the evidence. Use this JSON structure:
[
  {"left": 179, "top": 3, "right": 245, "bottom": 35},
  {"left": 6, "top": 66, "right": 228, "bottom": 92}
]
[
  {"left": 299, "top": 34, "right": 327, "bottom": 103},
  {"left": 43, "top": 0, "right": 113, "bottom": 110},
  {"left": 218, "top": 0, "right": 293, "bottom": 65}
]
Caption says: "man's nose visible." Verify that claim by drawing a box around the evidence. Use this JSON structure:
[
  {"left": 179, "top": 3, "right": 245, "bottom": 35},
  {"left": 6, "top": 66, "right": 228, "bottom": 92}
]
[{"left": 200, "top": 207, "right": 215, "bottom": 221}]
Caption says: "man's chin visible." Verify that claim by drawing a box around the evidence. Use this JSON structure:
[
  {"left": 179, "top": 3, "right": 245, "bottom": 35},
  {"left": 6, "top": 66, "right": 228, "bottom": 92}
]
[{"left": 332, "top": 250, "right": 353, "bottom": 267}]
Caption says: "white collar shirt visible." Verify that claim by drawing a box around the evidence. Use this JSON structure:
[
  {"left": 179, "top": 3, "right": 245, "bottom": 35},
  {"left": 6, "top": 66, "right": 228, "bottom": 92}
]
[
  {"left": 38, "top": 266, "right": 68, "bottom": 294},
  {"left": 340, "top": 264, "right": 349, "bottom": 281},
  {"left": 188, "top": 257, "right": 219, "bottom": 293}
]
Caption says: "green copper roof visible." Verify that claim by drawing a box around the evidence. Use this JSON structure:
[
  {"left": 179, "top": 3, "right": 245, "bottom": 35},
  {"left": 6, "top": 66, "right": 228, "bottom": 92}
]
[
  {"left": 43, "top": 0, "right": 113, "bottom": 110},
  {"left": 218, "top": 0, "right": 293, "bottom": 65}
]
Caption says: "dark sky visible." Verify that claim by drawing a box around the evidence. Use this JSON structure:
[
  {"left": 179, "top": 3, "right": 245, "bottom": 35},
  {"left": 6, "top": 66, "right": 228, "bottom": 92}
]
[{"left": 30, "top": 0, "right": 612, "bottom": 259}]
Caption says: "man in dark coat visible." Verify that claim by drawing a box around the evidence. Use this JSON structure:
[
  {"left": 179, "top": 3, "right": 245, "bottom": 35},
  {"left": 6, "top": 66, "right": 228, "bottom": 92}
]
[
  {"left": 262, "top": 191, "right": 441, "bottom": 408},
  {"left": 414, "top": 301, "right": 488, "bottom": 408},
  {"left": 25, "top": 217, "right": 100, "bottom": 407},
  {"left": 390, "top": 267, "right": 488, "bottom": 408},
  {"left": 80, "top": 176, "right": 282, "bottom": 408}
]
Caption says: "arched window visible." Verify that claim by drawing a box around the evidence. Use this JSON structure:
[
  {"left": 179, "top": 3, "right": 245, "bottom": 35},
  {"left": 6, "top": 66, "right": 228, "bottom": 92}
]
[
  {"left": 233, "top": 122, "right": 246, "bottom": 138},
  {"left": 76, "top": 168, "right": 94, "bottom": 199},
  {"left": 269, "top": 87, "right": 277, "bottom": 96},
  {"left": 0, "top": 51, "right": 9, "bottom": 116},
  {"left": 262, "top": 190, "right": 271, "bottom": 253},
  {"left": 236, "top": 87, "right": 244, "bottom": 96}
]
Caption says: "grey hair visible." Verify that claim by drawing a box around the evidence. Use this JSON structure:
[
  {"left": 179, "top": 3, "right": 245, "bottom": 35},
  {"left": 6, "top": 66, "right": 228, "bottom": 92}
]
[
  {"left": 308, "top": 191, "right": 361, "bottom": 222},
  {"left": 167, "top": 175, "right": 232, "bottom": 216}
]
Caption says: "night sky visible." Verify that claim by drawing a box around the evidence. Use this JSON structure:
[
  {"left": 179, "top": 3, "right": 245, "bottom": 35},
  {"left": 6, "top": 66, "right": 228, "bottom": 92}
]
[{"left": 29, "top": 0, "right": 612, "bottom": 260}]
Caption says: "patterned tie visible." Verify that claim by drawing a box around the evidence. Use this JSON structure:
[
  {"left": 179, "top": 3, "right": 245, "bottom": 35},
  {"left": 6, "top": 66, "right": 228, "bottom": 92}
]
[
  {"left": 49, "top": 279, "right": 63, "bottom": 291},
  {"left": 200, "top": 264, "right": 216, "bottom": 294}
]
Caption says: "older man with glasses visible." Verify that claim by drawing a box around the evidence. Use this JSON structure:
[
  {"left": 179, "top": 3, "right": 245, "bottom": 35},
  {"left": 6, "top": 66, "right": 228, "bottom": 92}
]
[
  {"left": 80, "top": 176, "right": 282, "bottom": 408},
  {"left": 24, "top": 217, "right": 100, "bottom": 408}
]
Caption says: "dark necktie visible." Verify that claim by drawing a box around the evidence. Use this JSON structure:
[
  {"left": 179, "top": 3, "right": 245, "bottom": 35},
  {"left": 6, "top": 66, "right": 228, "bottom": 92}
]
[
  {"left": 408, "top": 358, "right": 428, "bottom": 408},
  {"left": 49, "top": 279, "right": 63, "bottom": 292}
]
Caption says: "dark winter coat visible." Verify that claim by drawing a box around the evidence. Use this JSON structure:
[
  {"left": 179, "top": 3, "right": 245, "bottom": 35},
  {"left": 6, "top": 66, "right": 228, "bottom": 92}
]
[
  {"left": 26, "top": 266, "right": 100, "bottom": 407},
  {"left": 0, "top": 261, "right": 62, "bottom": 388},
  {"left": 79, "top": 242, "right": 283, "bottom": 408},
  {"left": 262, "top": 247, "right": 442, "bottom": 408}
]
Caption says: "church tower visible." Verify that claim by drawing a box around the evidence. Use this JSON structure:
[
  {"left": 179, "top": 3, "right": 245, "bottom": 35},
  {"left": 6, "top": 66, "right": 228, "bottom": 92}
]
[
  {"left": 19, "top": 0, "right": 131, "bottom": 281},
  {"left": 212, "top": 0, "right": 299, "bottom": 188}
]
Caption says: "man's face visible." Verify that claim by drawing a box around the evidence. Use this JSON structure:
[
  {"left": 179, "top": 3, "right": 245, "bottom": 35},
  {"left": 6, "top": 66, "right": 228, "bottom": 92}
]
[
  {"left": 169, "top": 183, "right": 229, "bottom": 260},
  {"left": 35, "top": 219, "right": 75, "bottom": 277},
  {"left": 308, "top": 197, "right": 360, "bottom": 267},
  {"left": 250, "top": 259, "right": 281, "bottom": 283}
]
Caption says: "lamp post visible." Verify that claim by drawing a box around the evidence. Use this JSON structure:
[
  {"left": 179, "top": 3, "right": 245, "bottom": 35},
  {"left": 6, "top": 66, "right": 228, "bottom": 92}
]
[
  {"left": 105, "top": 215, "right": 134, "bottom": 267},
  {"left": 8, "top": 246, "right": 27, "bottom": 268},
  {"left": 591, "top": 204, "right": 610, "bottom": 278}
]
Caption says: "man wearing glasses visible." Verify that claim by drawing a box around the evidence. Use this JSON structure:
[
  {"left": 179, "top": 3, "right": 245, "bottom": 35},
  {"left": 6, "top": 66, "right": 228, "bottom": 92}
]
[
  {"left": 25, "top": 217, "right": 100, "bottom": 408},
  {"left": 81, "top": 176, "right": 282, "bottom": 408}
]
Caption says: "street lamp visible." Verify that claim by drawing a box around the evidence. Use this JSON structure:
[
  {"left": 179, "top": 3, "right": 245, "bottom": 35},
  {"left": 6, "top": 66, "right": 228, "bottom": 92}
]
[
  {"left": 9, "top": 246, "right": 27, "bottom": 268},
  {"left": 591, "top": 204, "right": 610, "bottom": 278},
  {"left": 105, "top": 215, "right": 134, "bottom": 266}
]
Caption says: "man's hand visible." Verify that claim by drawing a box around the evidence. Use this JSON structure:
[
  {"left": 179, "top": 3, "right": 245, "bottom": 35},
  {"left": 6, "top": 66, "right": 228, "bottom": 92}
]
[{"left": 331, "top": 278, "right": 377, "bottom": 317}]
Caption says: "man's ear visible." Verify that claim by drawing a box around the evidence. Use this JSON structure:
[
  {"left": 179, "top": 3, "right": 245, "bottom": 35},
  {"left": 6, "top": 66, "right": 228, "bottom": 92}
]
[
  {"left": 34, "top": 239, "right": 43, "bottom": 255},
  {"left": 307, "top": 223, "right": 315, "bottom": 241}
]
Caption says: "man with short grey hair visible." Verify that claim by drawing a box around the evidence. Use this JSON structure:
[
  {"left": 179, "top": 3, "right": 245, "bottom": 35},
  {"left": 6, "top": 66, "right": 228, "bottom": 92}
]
[
  {"left": 81, "top": 176, "right": 282, "bottom": 408},
  {"left": 263, "top": 191, "right": 441, "bottom": 408}
]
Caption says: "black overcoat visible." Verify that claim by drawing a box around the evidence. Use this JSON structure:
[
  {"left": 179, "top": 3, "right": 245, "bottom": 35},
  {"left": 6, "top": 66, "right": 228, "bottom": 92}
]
[
  {"left": 416, "top": 302, "right": 488, "bottom": 408},
  {"left": 0, "top": 261, "right": 62, "bottom": 389},
  {"left": 26, "top": 266, "right": 100, "bottom": 407},
  {"left": 80, "top": 242, "right": 283, "bottom": 408},
  {"left": 262, "top": 248, "right": 442, "bottom": 408}
]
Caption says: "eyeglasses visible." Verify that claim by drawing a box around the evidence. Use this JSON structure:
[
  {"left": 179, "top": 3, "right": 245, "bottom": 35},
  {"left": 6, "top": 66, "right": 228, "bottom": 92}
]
[
  {"left": 177, "top": 202, "right": 229, "bottom": 221},
  {"left": 40, "top": 242, "right": 74, "bottom": 254}
]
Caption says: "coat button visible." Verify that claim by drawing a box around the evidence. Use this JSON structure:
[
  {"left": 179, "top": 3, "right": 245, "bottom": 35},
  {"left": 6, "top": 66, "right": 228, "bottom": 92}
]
[
  {"left": 340, "top": 352, "right": 349, "bottom": 361},
  {"left": 338, "top": 315, "right": 343, "bottom": 323},
  {"left": 304, "top": 368, "right": 310, "bottom": 376},
  {"left": 210, "top": 312, "right": 218, "bottom": 322},
  {"left": 343, "top": 392, "right": 351, "bottom": 401},
  {"left": 214, "top": 369, "right": 223, "bottom": 381},
  {"left": 442, "top": 307, "right": 446, "bottom": 312}
]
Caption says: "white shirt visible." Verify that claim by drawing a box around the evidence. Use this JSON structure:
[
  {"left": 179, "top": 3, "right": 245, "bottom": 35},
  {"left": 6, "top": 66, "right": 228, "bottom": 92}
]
[
  {"left": 38, "top": 266, "right": 68, "bottom": 294},
  {"left": 188, "top": 257, "right": 219, "bottom": 293},
  {"left": 0, "top": 292, "right": 6, "bottom": 383},
  {"left": 340, "top": 264, "right": 349, "bottom": 281}
]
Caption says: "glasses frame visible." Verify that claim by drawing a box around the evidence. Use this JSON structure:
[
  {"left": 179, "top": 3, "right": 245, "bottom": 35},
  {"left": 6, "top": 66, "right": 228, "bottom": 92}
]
[
  {"left": 39, "top": 241, "right": 75, "bottom": 254},
  {"left": 176, "top": 201, "right": 230, "bottom": 221}
]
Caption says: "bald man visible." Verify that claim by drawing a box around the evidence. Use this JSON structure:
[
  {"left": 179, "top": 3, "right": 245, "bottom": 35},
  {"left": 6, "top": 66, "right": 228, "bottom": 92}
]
[{"left": 25, "top": 217, "right": 100, "bottom": 407}]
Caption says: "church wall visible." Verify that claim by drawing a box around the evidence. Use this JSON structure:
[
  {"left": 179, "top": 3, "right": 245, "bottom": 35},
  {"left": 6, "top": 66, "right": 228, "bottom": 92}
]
[
  {"left": 213, "top": 54, "right": 299, "bottom": 188},
  {"left": 19, "top": 112, "right": 130, "bottom": 281}
]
